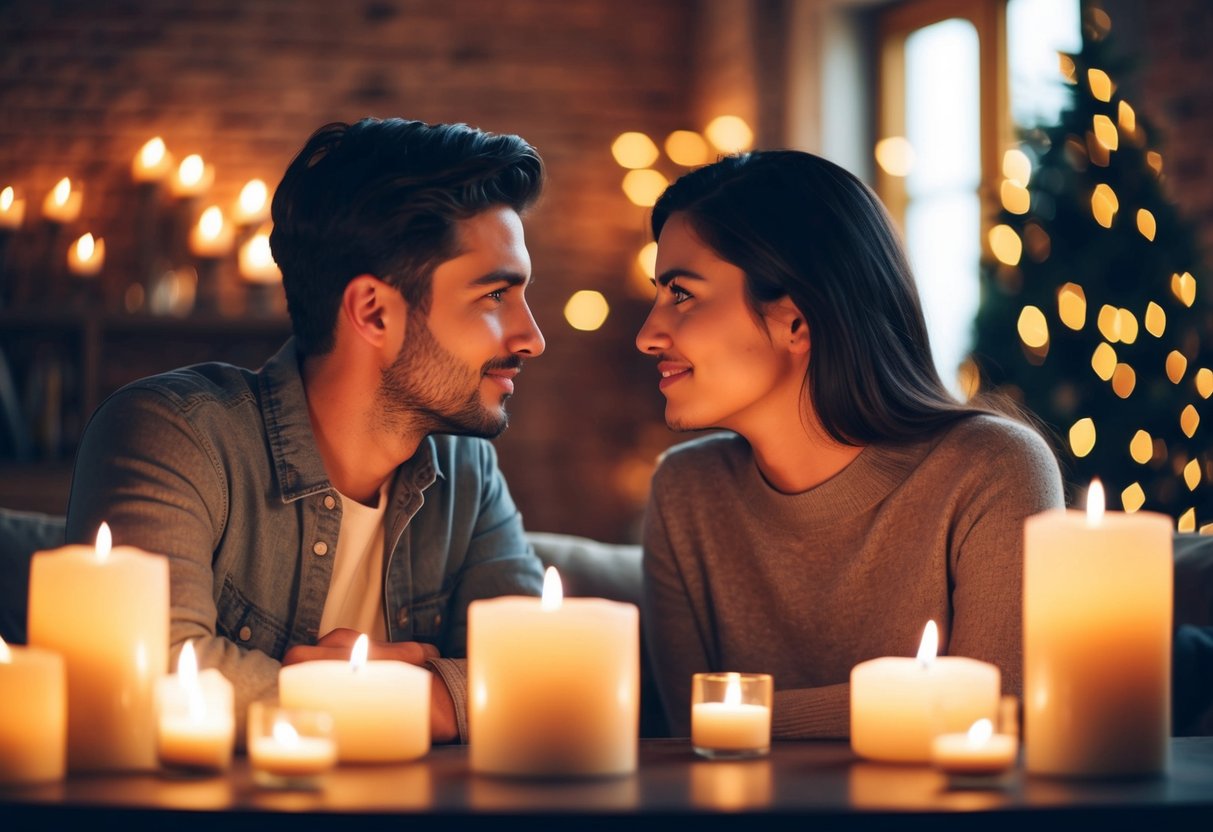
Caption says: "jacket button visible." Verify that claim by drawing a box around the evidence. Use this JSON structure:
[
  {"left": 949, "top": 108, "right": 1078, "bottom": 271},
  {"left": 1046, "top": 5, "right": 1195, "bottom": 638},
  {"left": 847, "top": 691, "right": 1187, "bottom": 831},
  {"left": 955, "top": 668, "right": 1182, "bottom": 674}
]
[
  {"left": 396, "top": 609, "right": 409, "bottom": 628},
  {"left": 313, "top": 541, "right": 329, "bottom": 556},
  {"left": 323, "top": 495, "right": 336, "bottom": 510},
  {"left": 238, "top": 625, "right": 252, "bottom": 642}
]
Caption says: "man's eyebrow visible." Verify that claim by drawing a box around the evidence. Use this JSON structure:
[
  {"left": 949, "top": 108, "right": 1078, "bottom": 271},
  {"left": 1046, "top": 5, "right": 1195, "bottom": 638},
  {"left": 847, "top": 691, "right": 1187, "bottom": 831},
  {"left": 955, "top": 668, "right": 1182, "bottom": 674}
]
[
  {"left": 470, "top": 270, "right": 530, "bottom": 287},
  {"left": 655, "top": 268, "right": 702, "bottom": 287}
]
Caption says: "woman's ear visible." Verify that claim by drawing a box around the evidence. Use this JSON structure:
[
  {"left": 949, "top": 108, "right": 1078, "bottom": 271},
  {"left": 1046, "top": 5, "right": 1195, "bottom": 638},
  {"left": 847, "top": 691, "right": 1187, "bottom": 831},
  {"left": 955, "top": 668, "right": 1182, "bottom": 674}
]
[{"left": 767, "top": 297, "right": 810, "bottom": 355}]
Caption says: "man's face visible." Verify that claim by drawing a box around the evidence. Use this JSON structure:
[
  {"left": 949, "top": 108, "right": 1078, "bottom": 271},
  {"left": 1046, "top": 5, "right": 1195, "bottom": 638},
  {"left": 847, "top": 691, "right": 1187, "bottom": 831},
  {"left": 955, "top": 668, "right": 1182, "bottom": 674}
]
[{"left": 377, "top": 206, "right": 544, "bottom": 438}]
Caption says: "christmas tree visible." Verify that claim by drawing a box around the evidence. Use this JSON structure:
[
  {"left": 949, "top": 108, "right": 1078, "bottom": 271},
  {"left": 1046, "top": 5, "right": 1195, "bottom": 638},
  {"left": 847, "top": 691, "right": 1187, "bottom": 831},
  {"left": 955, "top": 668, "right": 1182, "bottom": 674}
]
[{"left": 971, "top": 3, "right": 1213, "bottom": 528}]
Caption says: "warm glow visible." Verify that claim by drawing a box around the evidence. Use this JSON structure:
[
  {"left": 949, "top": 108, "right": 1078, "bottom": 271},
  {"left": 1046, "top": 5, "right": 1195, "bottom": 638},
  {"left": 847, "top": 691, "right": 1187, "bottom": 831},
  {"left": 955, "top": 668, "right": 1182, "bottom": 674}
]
[
  {"left": 966, "top": 718, "right": 994, "bottom": 747},
  {"left": 1179, "top": 508, "right": 1197, "bottom": 533},
  {"left": 52, "top": 177, "right": 71, "bottom": 206},
  {"left": 239, "top": 229, "right": 282, "bottom": 284},
  {"left": 1147, "top": 151, "right": 1163, "bottom": 175},
  {"left": 1145, "top": 302, "right": 1166, "bottom": 337},
  {"left": 199, "top": 205, "right": 225, "bottom": 239},
  {"left": 563, "top": 290, "right": 610, "bottom": 332},
  {"left": 1086, "top": 479, "right": 1106, "bottom": 526},
  {"left": 1122, "top": 482, "right": 1146, "bottom": 513},
  {"left": 989, "top": 225, "right": 1022, "bottom": 266},
  {"left": 0, "top": 635, "right": 10, "bottom": 664},
  {"left": 273, "top": 717, "right": 301, "bottom": 747},
  {"left": 1057, "top": 283, "right": 1086, "bottom": 330},
  {"left": 1059, "top": 53, "right": 1077, "bottom": 84},
  {"left": 723, "top": 673, "right": 742, "bottom": 707},
  {"left": 1171, "top": 272, "right": 1196, "bottom": 307},
  {"left": 1087, "top": 68, "right": 1114, "bottom": 102},
  {"left": 236, "top": 178, "right": 269, "bottom": 224},
  {"left": 915, "top": 620, "right": 938, "bottom": 668},
  {"left": 95, "top": 522, "right": 112, "bottom": 563},
  {"left": 1119, "top": 101, "right": 1136, "bottom": 134},
  {"left": 1137, "top": 209, "right": 1156, "bottom": 241},
  {"left": 178, "top": 155, "right": 205, "bottom": 188},
  {"left": 1185, "top": 459, "right": 1202, "bottom": 491},
  {"left": 133, "top": 137, "right": 172, "bottom": 182},
  {"left": 1092, "top": 115, "right": 1118, "bottom": 151},
  {"left": 141, "top": 137, "right": 166, "bottom": 169},
  {"left": 704, "top": 115, "right": 753, "bottom": 153},
  {"left": 1181, "top": 405, "right": 1200, "bottom": 438},
  {"left": 956, "top": 358, "right": 981, "bottom": 403},
  {"left": 1167, "top": 350, "right": 1188, "bottom": 384},
  {"left": 0, "top": 186, "right": 12, "bottom": 212},
  {"left": 75, "top": 232, "right": 95, "bottom": 261},
  {"left": 637, "top": 241, "right": 658, "bottom": 280},
  {"left": 1070, "top": 418, "right": 1097, "bottom": 458},
  {"left": 611, "top": 132, "right": 660, "bottom": 170},
  {"left": 1197, "top": 368, "right": 1213, "bottom": 399},
  {"left": 1091, "top": 183, "right": 1118, "bottom": 228},
  {"left": 349, "top": 633, "right": 369, "bottom": 671},
  {"left": 665, "top": 130, "right": 711, "bottom": 167},
  {"left": 1130, "top": 430, "right": 1153, "bottom": 464},
  {"left": 1116, "top": 308, "right": 1138, "bottom": 344},
  {"left": 1096, "top": 305, "right": 1121, "bottom": 343},
  {"left": 1017, "top": 306, "right": 1049, "bottom": 349},
  {"left": 1002, "top": 149, "right": 1031, "bottom": 187},
  {"left": 874, "top": 137, "right": 915, "bottom": 177},
  {"left": 541, "top": 566, "right": 563, "bottom": 611},
  {"left": 621, "top": 168, "right": 669, "bottom": 207},
  {"left": 178, "top": 640, "right": 198, "bottom": 688},
  {"left": 1000, "top": 180, "right": 1030, "bottom": 214},
  {"left": 1091, "top": 342, "right": 1117, "bottom": 381},
  {"left": 1112, "top": 364, "right": 1136, "bottom": 399}
]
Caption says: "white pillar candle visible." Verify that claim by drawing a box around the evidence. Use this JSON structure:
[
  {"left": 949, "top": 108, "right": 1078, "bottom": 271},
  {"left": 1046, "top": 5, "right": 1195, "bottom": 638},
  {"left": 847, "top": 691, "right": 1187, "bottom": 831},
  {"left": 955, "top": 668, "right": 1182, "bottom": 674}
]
[
  {"left": 27, "top": 522, "right": 169, "bottom": 772},
  {"left": 1024, "top": 479, "right": 1172, "bottom": 778},
  {"left": 851, "top": 621, "right": 1001, "bottom": 763},
  {"left": 155, "top": 641, "right": 235, "bottom": 771},
  {"left": 931, "top": 718, "right": 1018, "bottom": 776},
  {"left": 469, "top": 567, "right": 639, "bottom": 777},
  {"left": 0, "top": 637, "right": 66, "bottom": 784},
  {"left": 278, "top": 634, "right": 431, "bottom": 763}
]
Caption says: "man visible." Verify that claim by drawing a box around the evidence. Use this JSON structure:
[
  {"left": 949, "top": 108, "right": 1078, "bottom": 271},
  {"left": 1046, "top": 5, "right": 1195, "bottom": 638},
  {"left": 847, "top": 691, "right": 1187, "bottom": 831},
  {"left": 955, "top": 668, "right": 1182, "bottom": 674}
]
[{"left": 65, "top": 117, "right": 547, "bottom": 743}]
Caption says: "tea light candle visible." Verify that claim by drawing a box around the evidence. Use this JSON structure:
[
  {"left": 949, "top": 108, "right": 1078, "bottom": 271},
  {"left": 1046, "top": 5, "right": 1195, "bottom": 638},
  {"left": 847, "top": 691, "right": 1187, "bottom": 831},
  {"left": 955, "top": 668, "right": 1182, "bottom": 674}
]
[
  {"left": 0, "top": 186, "right": 25, "bottom": 229},
  {"left": 1024, "top": 479, "right": 1172, "bottom": 777},
  {"left": 0, "top": 637, "right": 66, "bottom": 785},
  {"left": 247, "top": 701, "right": 336, "bottom": 789},
  {"left": 189, "top": 206, "right": 234, "bottom": 258},
  {"left": 238, "top": 228, "right": 281, "bottom": 283},
  {"left": 278, "top": 634, "right": 431, "bottom": 763},
  {"left": 171, "top": 154, "right": 214, "bottom": 199},
  {"left": 469, "top": 567, "right": 639, "bottom": 777},
  {"left": 67, "top": 232, "right": 105, "bottom": 277},
  {"left": 691, "top": 672, "right": 772, "bottom": 759},
  {"left": 931, "top": 718, "right": 1017, "bottom": 776},
  {"left": 132, "top": 136, "right": 173, "bottom": 183},
  {"left": 851, "top": 621, "right": 1001, "bottom": 763},
  {"left": 27, "top": 522, "right": 170, "bottom": 772},
  {"left": 155, "top": 641, "right": 235, "bottom": 772},
  {"left": 42, "top": 177, "right": 82, "bottom": 225},
  {"left": 232, "top": 179, "right": 269, "bottom": 226}
]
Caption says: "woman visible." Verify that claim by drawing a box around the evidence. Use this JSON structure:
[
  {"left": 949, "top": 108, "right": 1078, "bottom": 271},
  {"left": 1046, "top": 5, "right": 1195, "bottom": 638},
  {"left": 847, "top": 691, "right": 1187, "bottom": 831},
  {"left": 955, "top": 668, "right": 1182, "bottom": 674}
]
[{"left": 635, "top": 150, "right": 1064, "bottom": 739}]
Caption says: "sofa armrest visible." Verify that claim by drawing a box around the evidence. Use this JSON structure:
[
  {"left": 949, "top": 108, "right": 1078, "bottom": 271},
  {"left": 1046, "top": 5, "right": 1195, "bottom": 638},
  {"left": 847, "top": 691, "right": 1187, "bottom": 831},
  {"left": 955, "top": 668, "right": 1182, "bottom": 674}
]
[{"left": 525, "top": 531, "right": 643, "bottom": 606}]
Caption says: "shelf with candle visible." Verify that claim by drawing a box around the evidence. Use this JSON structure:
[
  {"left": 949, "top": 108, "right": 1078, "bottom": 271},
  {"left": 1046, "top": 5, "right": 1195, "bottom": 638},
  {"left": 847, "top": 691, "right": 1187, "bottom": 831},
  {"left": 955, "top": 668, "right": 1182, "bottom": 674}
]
[
  {"left": 131, "top": 137, "right": 174, "bottom": 297},
  {"left": 233, "top": 178, "right": 270, "bottom": 228},
  {"left": 0, "top": 635, "right": 66, "bottom": 785},
  {"left": 67, "top": 232, "right": 105, "bottom": 278},
  {"left": 239, "top": 225, "right": 283, "bottom": 315},
  {"left": 0, "top": 185, "right": 25, "bottom": 303},
  {"left": 42, "top": 177, "right": 82, "bottom": 226},
  {"left": 189, "top": 206, "right": 234, "bottom": 314},
  {"left": 155, "top": 641, "right": 235, "bottom": 773}
]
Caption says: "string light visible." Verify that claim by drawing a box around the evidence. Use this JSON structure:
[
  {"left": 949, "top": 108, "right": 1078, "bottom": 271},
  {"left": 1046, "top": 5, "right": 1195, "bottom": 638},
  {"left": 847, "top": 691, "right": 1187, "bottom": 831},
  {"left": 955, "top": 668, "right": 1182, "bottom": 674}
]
[
  {"left": 1111, "top": 364, "right": 1136, "bottom": 398},
  {"left": 1057, "top": 283, "right": 1086, "bottom": 330},
  {"left": 1059, "top": 54, "right": 1077, "bottom": 84},
  {"left": 1144, "top": 301, "right": 1166, "bottom": 337},
  {"left": 1136, "top": 209, "right": 1156, "bottom": 241},
  {"left": 563, "top": 290, "right": 610, "bottom": 332},
  {"left": 1087, "top": 68, "right": 1114, "bottom": 102},
  {"left": 1069, "top": 417, "right": 1097, "bottom": 457},
  {"left": 1130, "top": 430, "right": 1153, "bottom": 464},
  {"left": 1001, "top": 180, "right": 1030, "bottom": 214},
  {"left": 1121, "top": 482, "right": 1146, "bottom": 512},
  {"left": 1179, "top": 507, "right": 1196, "bottom": 533},
  {"left": 1118, "top": 101, "right": 1136, "bottom": 134},
  {"left": 1197, "top": 368, "right": 1213, "bottom": 399},
  {"left": 621, "top": 169, "right": 669, "bottom": 207},
  {"left": 664, "top": 131, "right": 711, "bottom": 167},
  {"left": 1166, "top": 351, "right": 1188, "bottom": 384},
  {"left": 1171, "top": 272, "right": 1196, "bottom": 307},
  {"left": 875, "top": 137, "right": 915, "bottom": 177},
  {"left": 1184, "top": 459, "right": 1202, "bottom": 491},
  {"left": 1181, "top": 405, "right": 1200, "bottom": 437},
  {"left": 989, "top": 225, "right": 1022, "bottom": 265},
  {"left": 1096, "top": 304, "right": 1121, "bottom": 342},
  {"left": 1092, "top": 114, "right": 1118, "bottom": 151},
  {"left": 611, "top": 132, "right": 660, "bottom": 169},
  {"left": 704, "top": 115, "right": 753, "bottom": 154},
  {"left": 1091, "top": 342, "right": 1117, "bottom": 381},
  {"left": 1116, "top": 308, "right": 1139, "bottom": 344},
  {"left": 1017, "top": 306, "right": 1049, "bottom": 349},
  {"left": 1002, "top": 149, "right": 1032, "bottom": 186},
  {"left": 1091, "top": 183, "right": 1118, "bottom": 227},
  {"left": 1147, "top": 151, "right": 1163, "bottom": 175}
]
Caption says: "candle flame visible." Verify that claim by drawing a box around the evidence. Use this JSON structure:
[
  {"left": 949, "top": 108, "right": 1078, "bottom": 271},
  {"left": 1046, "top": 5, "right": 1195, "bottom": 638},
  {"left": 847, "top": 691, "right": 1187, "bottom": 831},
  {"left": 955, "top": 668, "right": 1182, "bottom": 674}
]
[
  {"left": 723, "top": 672, "right": 742, "bottom": 707},
  {"left": 239, "top": 179, "right": 268, "bottom": 216},
  {"left": 75, "top": 232, "right": 95, "bottom": 260},
  {"left": 1, "top": 186, "right": 12, "bottom": 211},
  {"left": 967, "top": 718, "right": 994, "bottom": 747},
  {"left": 140, "top": 137, "right": 166, "bottom": 169},
  {"left": 540, "top": 565, "right": 563, "bottom": 611},
  {"left": 178, "top": 154, "right": 205, "bottom": 188},
  {"left": 1086, "top": 479, "right": 1106, "bottom": 527},
  {"left": 199, "top": 206, "right": 225, "bottom": 239},
  {"left": 178, "top": 640, "right": 198, "bottom": 686},
  {"left": 915, "top": 620, "right": 938, "bottom": 668},
  {"left": 95, "top": 522, "right": 112, "bottom": 563},
  {"left": 349, "top": 633, "right": 369, "bottom": 671},
  {"left": 52, "top": 177, "right": 71, "bottom": 206},
  {"left": 0, "top": 635, "right": 10, "bottom": 664},
  {"left": 273, "top": 717, "right": 301, "bottom": 747}
]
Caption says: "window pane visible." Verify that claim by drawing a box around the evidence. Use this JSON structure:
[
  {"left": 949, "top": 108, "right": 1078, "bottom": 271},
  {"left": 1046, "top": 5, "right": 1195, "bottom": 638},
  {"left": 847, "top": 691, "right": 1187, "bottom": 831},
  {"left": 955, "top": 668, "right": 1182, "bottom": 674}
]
[{"left": 1008, "top": 0, "right": 1082, "bottom": 127}]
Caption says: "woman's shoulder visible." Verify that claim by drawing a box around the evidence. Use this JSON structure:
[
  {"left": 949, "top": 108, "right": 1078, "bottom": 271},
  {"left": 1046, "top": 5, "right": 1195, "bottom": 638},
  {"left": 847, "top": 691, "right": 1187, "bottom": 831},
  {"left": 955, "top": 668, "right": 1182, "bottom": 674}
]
[
  {"left": 930, "top": 412, "right": 1062, "bottom": 480},
  {"left": 652, "top": 432, "right": 749, "bottom": 482}
]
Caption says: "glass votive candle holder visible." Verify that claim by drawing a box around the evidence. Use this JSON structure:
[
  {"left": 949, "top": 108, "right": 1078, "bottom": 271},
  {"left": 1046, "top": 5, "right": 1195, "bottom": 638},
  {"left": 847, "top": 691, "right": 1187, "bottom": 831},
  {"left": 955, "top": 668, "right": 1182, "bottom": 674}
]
[
  {"left": 247, "top": 700, "right": 337, "bottom": 790},
  {"left": 930, "top": 717, "right": 1018, "bottom": 781},
  {"left": 691, "top": 672, "right": 772, "bottom": 760}
]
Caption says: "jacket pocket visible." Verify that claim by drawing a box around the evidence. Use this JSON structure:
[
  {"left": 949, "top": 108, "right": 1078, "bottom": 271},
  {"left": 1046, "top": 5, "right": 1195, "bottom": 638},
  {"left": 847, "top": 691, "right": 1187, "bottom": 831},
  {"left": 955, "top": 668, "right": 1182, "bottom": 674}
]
[{"left": 216, "top": 576, "right": 291, "bottom": 659}]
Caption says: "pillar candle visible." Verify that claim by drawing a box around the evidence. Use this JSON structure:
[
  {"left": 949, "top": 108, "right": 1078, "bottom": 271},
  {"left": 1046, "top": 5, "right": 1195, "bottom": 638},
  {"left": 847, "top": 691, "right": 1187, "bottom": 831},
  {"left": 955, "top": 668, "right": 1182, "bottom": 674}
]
[
  {"left": 278, "top": 634, "right": 431, "bottom": 763},
  {"left": 66, "top": 233, "right": 105, "bottom": 277},
  {"left": 468, "top": 567, "right": 639, "bottom": 777},
  {"left": 42, "top": 177, "right": 82, "bottom": 225},
  {"left": 155, "top": 641, "right": 235, "bottom": 772},
  {"left": 0, "top": 186, "right": 25, "bottom": 229},
  {"left": 851, "top": 621, "right": 1001, "bottom": 763},
  {"left": 1024, "top": 479, "right": 1172, "bottom": 777},
  {"left": 189, "top": 206, "right": 234, "bottom": 258},
  {"left": 0, "top": 637, "right": 66, "bottom": 784},
  {"left": 27, "top": 522, "right": 170, "bottom": 772}
]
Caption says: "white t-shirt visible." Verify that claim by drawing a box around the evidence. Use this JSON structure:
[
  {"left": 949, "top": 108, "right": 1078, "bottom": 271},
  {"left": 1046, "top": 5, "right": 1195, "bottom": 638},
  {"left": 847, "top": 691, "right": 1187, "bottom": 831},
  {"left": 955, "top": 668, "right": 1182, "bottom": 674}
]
[{"left": 318, "top": 484, "right": 388, "bottom": 641}]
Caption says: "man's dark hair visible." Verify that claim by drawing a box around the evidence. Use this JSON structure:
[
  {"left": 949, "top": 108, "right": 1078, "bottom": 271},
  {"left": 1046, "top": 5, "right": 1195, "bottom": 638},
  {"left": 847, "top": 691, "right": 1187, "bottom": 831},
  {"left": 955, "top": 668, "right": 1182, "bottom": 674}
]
[{"left": 269, "top": 117, "right": 544, "bottom": 356}]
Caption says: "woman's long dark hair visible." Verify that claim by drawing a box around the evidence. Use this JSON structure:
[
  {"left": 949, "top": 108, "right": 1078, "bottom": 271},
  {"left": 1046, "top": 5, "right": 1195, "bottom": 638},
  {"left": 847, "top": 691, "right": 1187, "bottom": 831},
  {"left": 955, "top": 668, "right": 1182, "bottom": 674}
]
[{"left": 651, "top": 150, "right": 999, "bottom": 445}]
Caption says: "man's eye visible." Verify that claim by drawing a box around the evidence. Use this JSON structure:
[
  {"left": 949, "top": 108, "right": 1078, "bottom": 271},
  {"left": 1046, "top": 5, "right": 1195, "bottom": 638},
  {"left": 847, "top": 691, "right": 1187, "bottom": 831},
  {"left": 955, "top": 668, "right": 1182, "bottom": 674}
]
[{"left": 486, "top": 289, "right": 506, "bottom": 302}]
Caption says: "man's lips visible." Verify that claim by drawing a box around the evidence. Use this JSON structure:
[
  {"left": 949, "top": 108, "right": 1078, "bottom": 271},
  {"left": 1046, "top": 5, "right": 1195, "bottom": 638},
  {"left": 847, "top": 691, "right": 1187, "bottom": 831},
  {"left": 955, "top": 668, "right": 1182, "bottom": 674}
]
[{"left": 484, "top": 367, "right": 519, "bottom": 394}]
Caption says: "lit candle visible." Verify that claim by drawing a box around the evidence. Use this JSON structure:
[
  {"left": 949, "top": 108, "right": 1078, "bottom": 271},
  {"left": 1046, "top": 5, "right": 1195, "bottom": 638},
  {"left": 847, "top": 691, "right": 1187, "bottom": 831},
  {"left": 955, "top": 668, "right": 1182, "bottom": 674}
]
[
  {"left": 238, "top": 227, "right": 281, "bottom": 283},
  {"left": 1024, "top": 479, "right": 1172, "bottom": 777},
  {"left": 233, "top": 178, "right": 269, "bottom": 226},
  {"left": 278, "top": 633, "right": 431, "bottom": 763},
  {"left": 155, "top": 641, "right": 235, "bottom": 772},
  {"left": 27, "top": 522, "right": 170, "bottom": 771},
  {"left": 189, "top": 206, "right": 234, "bottom": 258},
  {"left": 850, "top": 621, "right": 1001, "bottom": 763},
  {"left": 42, "top": 177, "right": 82, "bottom": 225},
  {"left": 132, "top": 136, "right": 173, "bottom": 183},
  {"left": 0, "top": 186, "right": 26, "bottom": 230},
  {"left": 931, "top": 718, "right": 1018, "bottom": 776},
  {"left": 66, "top": 232, "right": 105, "bottom": 277},
  {"left": 468, "top": 567, "right": 640, "bottom": 777},
  {"left": 691, "top": 672, "right": 771, "bottom": 758},
  {"left": 247, "top": 704, "right": 337, "bottom": 785},
  {"left": 0, "top": 636, "right": 66, "bottom": 784},
  {"left": 171, "top": 153, "right": 214, "bottom": 199}
]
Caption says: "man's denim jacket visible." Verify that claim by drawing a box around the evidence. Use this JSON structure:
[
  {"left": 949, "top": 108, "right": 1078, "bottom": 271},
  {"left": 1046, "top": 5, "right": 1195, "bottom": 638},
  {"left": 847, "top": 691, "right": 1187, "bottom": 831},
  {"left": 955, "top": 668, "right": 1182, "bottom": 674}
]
[{"left": 65, "top": 339, "right": 544, "bottom": 742}]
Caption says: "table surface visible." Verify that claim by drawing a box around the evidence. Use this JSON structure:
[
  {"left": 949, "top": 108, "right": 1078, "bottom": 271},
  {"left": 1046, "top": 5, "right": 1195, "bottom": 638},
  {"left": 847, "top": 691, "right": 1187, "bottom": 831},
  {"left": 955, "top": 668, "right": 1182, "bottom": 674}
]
[{"left": 3, "top": 738, "right": 1213, "bottom": 830}]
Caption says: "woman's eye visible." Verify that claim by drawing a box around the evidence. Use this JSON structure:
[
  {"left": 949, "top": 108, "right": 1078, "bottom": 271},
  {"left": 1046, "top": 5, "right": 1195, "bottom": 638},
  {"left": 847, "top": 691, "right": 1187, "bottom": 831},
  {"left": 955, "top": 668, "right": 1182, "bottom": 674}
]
[{"left": 670, "top": 283, "right": 692, "bottom": 304}]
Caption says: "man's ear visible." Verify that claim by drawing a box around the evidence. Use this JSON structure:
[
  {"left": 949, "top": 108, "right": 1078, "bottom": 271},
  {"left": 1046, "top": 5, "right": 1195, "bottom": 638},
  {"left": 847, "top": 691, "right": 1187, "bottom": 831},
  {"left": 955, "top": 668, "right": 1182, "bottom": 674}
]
[
  {"left": 340, "top": 275, "right": 406, "bottom": 350},
  {"left": 767, "top": 297, "right": 810, "bottom": 355}
]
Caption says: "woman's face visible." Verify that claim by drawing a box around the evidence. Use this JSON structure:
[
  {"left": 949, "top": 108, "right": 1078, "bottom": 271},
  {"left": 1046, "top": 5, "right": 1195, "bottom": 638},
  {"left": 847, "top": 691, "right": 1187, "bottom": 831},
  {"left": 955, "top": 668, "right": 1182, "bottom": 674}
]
[{"left": 635, "top": 212, "right": 807, "bottom": 435}]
